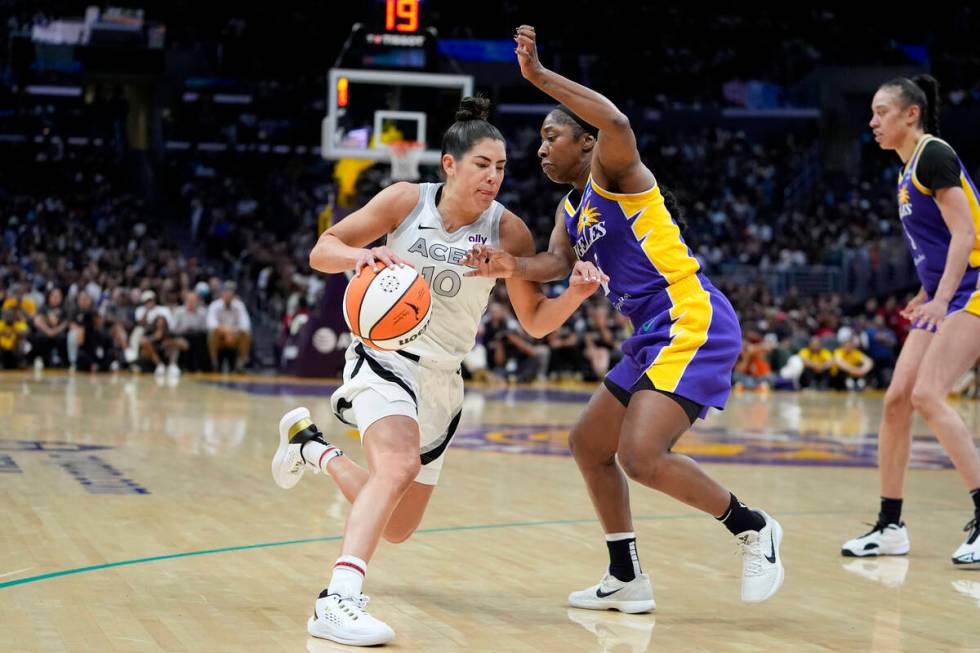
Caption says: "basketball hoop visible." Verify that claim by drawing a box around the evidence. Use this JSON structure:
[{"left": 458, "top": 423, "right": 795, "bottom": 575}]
[{"left": 386, "top": 140, "right": 424, "bottom": 181}]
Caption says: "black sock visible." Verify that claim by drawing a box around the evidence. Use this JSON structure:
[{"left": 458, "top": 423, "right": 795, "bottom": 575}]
[
  {"left": 606, "top": 534, "right": 640, "bottom": 582},
  {"left": 718, "top": 494, "right": 766, "bottom": 535},
  {"left": 879, "top": 497, "right": 903, "bottom": 526},
  {"left": 971, "top": 488, "right": 980, "bottom": 519}
]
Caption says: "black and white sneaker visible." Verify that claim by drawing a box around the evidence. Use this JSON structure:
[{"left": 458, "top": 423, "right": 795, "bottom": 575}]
[
  {"left": 952, "top": 518, "right": 980, "bottom": 568},
  {"left": 737, "top": 510, "right": 784, "bottom": 603},
  {"left": 568, "top": 573, "right": 655, "bottom": 614},
  {"left": 841, "top": 521, "right": 910, "bottom": 557},
  {"left": 271, "top": 407, "right": 337, "bottom": 489}
]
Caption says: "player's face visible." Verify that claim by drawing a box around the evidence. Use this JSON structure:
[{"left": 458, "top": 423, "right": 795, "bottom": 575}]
[
  {"left": 538, "top": 114, "right": 587, "bottom": 184},
  {"left": 445, "top": 137, "right": 506, "bottom": 212},
  {"left": 869, "top": 88, "right": 914, "bottom": 150}
]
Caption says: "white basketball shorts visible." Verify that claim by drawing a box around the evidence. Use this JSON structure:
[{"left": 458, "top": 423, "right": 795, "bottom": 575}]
[{"left": 330, "top": 342, "right": 463, "bottom": 485}]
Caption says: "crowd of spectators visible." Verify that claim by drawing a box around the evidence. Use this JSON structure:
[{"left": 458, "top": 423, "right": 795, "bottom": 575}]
[
  {"left": 0, "top": 148, "right": 257, "bottom": 375},
  {"left": 4, "top": 123, "right": 975, "bottom": 395},
  {"left": 4, "top": 5, "right": 980, "bottom": 392}
]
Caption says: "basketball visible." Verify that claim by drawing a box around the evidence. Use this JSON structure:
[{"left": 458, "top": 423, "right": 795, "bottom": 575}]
[{"left": 343, "top": 263, "right": 431, "bottom": 351}]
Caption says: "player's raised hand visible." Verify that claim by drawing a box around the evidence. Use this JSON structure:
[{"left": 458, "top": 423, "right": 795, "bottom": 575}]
[
  {"left": 514, "top": 25, "right": 544, "bottom": 81},
  {"left": 461, "top": 244, "right": 517, "bottom": 278}
]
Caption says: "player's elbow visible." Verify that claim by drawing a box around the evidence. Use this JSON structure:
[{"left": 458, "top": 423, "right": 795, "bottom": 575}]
[
  {"left": 515, "top": 315, "right": 547, "bottom": 340},
  {"left": 308, "top": 243, "right": 324, "bottom": 269},
  {"left": 955, "top": 221, "right": 977, "bottom": 241},
  {"left": 524, "top": 324, "right": 547, "bottom": 340},
  {"left": 309, "top": 248, "right": 336, "bottom": 274},
  {"left": 608, "top": 111, "right": 630, "bottom": 132}
]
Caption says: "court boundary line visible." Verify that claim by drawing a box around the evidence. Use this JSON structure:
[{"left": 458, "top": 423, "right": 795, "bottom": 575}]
[{"left": 0, "top": 508, "right": 965, "bottom": 590}]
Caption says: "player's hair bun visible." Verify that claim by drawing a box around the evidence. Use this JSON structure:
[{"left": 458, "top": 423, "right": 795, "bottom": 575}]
[{"left": 455, "top": 95, "right": 491, "bottom": 122}]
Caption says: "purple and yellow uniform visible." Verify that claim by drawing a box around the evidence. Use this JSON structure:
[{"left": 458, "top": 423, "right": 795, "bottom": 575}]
[
  {"left": 897, "top": 135, "right": 980, "bottom": 325},
  {"left": 564, "top": 176, "right": 742, "bottom": 417}
]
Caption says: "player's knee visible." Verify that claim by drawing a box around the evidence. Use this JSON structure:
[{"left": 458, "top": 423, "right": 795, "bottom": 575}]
[
  {"left": 382, "top": 524, "right": 417, "bottom": 544},
  {"left": 569, "top": 429, "right": 614, "bottom": 466},
  {"left": 882, "top": 384, "right": 912, "bottom": 417},
  {"left": 910, "top": 383, "right": 941, "bottom": 416},
  {"left": 375, "top": 454, "right": 421, "bottom": 489},
  {"left": 568, "top": 428, "right": 586, "bottom": 458},
  {"left": 618, "top": 446, "right": 664, "bottom": 484}
]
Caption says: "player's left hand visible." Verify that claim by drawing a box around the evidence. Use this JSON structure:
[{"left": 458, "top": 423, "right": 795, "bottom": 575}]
[
  {"left": 908, "top": 298, "right": 948, "bottom": 332},
  {"left": 514, "top": 25, "right": 544, "bottom": 80}
]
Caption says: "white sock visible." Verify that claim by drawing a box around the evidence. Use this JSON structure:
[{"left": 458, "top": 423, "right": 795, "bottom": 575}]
[
  {"left": 301, "top": 440, "right": 343, "bottom": 472},
  {"left": 605, "top": 532, "right": 636, "bottom": 542},
  {"left": 328, "top": 555, "right": 366, "bottom": 597}
]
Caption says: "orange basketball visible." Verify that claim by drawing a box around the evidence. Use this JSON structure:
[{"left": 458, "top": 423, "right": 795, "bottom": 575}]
[{"left": 343, "top": 262, "right": 431, "bottom": 351}]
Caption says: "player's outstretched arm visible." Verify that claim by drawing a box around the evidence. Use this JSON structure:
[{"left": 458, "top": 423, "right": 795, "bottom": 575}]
[
  {"left": 461, "top": 206, "right": 581, "bottom": 282},
  {"left": 514, "top": 24, "right": 641, "bottom": 179}
]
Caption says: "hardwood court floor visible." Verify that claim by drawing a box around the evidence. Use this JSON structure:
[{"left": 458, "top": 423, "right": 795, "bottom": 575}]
[{"left": 1, "top": 371, "right": 979, "bottom": 652}]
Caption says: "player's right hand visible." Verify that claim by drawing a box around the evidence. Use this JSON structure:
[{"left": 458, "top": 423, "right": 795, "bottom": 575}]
[
  {"left": 514, "top": 25, "right": 544, "bottom": 80},
  {"left": 461, "top": 244, "right": 517, "bottom": 278},
  {"left": 354, "top": 247, "right": 413, "bottom": 276}
]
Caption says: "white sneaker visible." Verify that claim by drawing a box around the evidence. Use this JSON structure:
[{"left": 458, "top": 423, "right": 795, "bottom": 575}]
[
  {"left": 951, "top": 518, "right": 980, "bottom": 568},
  {"left": 154, "top": 363, "right": 166, "bottom": 377},
  {"left": 307, "top": 592, "right": 394, "bottom": 646},
  {"left": 33, "top": 357, "right": 44, "bottom": 371},
  {"left": 271, "top": 407, "right": 333, "bottom": 489},
  {"left": 841, "top": 522, "right": 910, "bottom": 557},
  {"left": 566, "top": 608, "right": 655, "bottom": 653},
  {"left": 842, "top": 557, "right": 910, "bottom": 588},
  {"left": 167, "top": 363, "right": 180, "bottom": 378},
  {"left": 737, "top": 510, "right": 784, "bottom": 603},
  {"left": 568, "top": 573, "right": 655, "bottom": 614}
]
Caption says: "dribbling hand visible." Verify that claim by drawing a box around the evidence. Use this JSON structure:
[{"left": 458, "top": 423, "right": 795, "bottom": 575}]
[{"left": 354, "top": 247, "right": 413, "bottom": 276}]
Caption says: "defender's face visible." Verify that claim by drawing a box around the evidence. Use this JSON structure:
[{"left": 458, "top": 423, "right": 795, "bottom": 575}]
[{"left": 538, "top": 114, "right": 589, "bottom": 184}]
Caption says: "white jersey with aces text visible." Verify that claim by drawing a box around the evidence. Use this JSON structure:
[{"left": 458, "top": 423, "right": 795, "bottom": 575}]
[{"left": 385, "top": 182, "right": 501, "bottom": 363}]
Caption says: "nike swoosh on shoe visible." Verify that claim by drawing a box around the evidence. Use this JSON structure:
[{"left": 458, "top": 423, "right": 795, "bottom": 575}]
[
  {"left": 596, "top": 587, "right": 623, "bottom": 598},
  {"left": 765, "top": 533, "right": 777, "bottom": 564}
]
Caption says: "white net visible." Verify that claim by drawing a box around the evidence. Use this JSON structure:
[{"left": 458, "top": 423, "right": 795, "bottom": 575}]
[{"left": 387, "top": 140, "right": 424, "bottom": 181}]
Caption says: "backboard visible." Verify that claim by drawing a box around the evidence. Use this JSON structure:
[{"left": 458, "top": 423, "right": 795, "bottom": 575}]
[{"left": 322, "top": 68, "right": 474, "bottom": 165}]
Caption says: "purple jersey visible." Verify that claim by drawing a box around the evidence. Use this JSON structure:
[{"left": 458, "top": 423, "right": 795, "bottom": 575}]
[
  {"left": 897, "top": 135, "right": 980, "bottom": 299},
  {"left": 563, "top": 176, "right": 705, "bottom": 327},
  {"left": 564, "top": 176, "right": 742, "bottom": 414}
]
